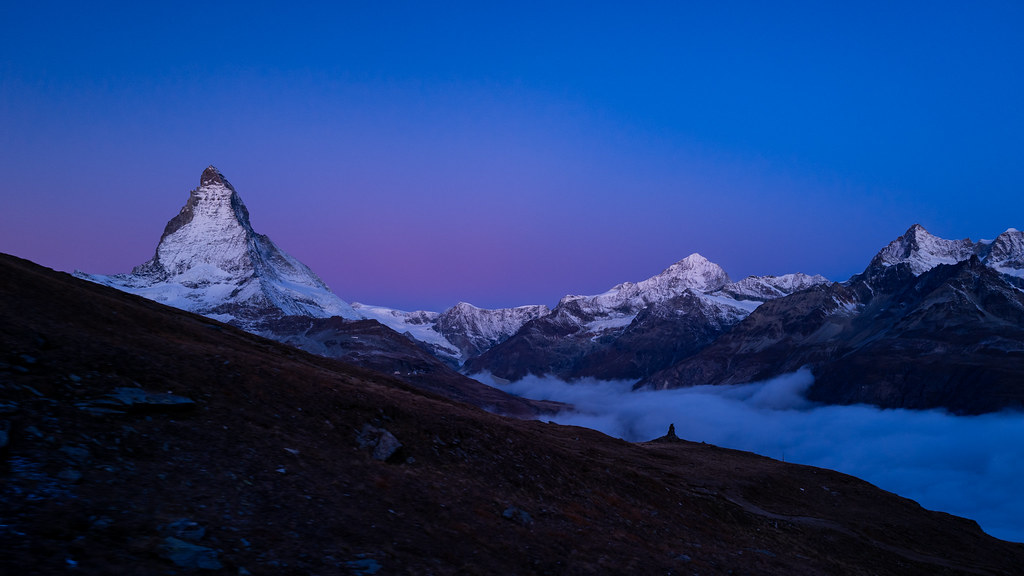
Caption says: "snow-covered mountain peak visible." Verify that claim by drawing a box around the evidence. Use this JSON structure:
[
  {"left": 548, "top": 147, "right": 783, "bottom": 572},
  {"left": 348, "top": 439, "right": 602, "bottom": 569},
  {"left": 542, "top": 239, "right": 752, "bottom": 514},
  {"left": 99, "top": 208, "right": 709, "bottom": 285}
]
[
  {"left": 871, "top": 224, "right": 976, "bottom": 276},
  {"left": 654, "top": 253, "right": 731, "bottom": 293},
  {"left": 78, "top": 166, "right": 357, "bottom": 326},
  {"left": 985, "top": 228, "right": 1024, "bottom": 277}
]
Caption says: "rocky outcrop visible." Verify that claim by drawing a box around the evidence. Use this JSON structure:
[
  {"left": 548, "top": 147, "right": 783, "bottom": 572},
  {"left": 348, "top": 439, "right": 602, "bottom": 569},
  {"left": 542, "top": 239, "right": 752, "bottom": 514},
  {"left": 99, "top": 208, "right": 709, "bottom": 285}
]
[{"left": 434, "top": 302, "right": 551, "bottom": 360}]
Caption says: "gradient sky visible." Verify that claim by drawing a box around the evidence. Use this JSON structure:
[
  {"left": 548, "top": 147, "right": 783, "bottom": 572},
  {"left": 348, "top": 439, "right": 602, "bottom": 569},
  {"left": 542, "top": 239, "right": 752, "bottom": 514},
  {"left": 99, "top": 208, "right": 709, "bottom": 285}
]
[{"left": 2, "top": 2, "right": 1022, "bottom": 311}]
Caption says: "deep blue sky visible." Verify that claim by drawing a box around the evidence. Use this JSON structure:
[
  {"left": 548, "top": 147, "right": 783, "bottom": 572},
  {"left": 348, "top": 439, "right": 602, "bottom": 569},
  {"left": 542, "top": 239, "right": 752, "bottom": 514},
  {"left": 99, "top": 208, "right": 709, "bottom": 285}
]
[{"left": 2, "top": 2, "right": 1022, "bottom": 310}]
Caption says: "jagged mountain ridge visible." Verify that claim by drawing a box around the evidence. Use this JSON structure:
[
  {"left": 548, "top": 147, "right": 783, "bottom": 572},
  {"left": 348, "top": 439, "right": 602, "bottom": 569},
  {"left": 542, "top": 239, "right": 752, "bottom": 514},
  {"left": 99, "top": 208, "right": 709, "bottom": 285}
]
[
  {"left": 350, "top": 302, "right": 552, "bottom": 365},
  {"left": 465, "top": 253, "right": 829, "bottom": 381},
  {"left": 435, "top": 302, "right": 552, "bottom": 359},
  {"left": 871, "top": 223, "right": 1024, "bottom": 279},
  {"left": 639, "top": 224, "right": 1024, "bottom": 414}
]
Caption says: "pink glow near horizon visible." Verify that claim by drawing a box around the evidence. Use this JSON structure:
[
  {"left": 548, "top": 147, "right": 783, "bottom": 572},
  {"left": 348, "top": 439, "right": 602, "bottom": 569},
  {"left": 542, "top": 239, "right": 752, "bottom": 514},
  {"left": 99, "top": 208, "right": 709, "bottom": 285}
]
[{"left": 2, "top": 3, "right": 1022, "bottom": 311}]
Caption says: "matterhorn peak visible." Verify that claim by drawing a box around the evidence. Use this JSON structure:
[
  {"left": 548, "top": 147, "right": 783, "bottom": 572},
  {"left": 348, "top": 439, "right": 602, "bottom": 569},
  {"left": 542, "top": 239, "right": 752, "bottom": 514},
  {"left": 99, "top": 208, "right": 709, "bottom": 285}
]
[
  {"left": 77, "top": 166, "right": 357, "bottom": 326},
  {"left": 200, "top": 165, "right": 235, "bottom": 190}
]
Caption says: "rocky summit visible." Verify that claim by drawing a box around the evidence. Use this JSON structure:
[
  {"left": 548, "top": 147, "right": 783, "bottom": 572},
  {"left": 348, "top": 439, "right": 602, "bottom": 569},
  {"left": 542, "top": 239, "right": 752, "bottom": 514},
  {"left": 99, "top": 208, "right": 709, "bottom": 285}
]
[{"left": 3, "top": 253, "right": 1024, "bottom": 575}]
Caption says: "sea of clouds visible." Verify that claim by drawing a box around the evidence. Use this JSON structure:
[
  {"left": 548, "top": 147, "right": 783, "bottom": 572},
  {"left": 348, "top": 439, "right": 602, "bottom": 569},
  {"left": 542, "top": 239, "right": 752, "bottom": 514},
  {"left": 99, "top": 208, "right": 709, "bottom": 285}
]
[{"left": 478, "top": 370, "right": 1024, "bottom": 543}]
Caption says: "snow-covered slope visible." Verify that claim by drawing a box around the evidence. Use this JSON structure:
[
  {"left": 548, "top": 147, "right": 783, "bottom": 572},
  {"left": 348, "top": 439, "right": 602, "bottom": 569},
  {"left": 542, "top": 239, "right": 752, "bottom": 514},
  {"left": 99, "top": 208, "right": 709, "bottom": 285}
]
[
  {"left": 350, "top": 303, "right": 460, "bottom": 362},
  {"left": 435, "top": 302, "right": 551, "bottom": 359},
  {"left": 78, "top": 166, "right": 358, "bottom": 327},
  {"left": 868, "top": 224, "right": 1024, "bottom": 281},
  {"left": 353, "top": 301, "right": 551, "bottom": 364},
  {"left": 870, "top": 224, "right": 976, "bottom": 276},
  {"left": 551, "top": 254, "right": 827, "bottom": 340},
  {"left": 582, "top": 253, "right": 731, "bottom": 311},
  {"left": 465, "top": 253, "right": 830, "bottom": 381},
  {"left": 718, "top": 273, "right": 830, "bottom": 301},
  {"left": 984, "top": 228, "right": 1024, "bottom": 278}
]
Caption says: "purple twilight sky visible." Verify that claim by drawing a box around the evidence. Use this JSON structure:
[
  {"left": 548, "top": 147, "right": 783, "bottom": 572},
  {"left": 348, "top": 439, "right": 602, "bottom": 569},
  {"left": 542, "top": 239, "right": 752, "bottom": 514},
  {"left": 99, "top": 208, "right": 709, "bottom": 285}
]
[{"left": 2, "top": 2, "right": 1023, "bottom": 311}]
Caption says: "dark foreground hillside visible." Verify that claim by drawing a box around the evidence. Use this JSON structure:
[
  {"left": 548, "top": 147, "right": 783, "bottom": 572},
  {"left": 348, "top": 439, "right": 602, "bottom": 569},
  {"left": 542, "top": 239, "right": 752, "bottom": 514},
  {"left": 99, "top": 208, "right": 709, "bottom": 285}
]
[{"left": 2, "top": 253, "right": 1022, "bottom": 575}]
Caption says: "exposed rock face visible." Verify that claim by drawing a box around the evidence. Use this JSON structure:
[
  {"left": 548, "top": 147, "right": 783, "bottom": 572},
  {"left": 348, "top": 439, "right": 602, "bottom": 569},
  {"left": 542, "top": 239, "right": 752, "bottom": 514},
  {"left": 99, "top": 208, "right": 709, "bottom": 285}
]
[
  {"left": 808, "top": 257, "right": 1024, "bottom": 413},
  {"left": 984, "top": 228, "right": 1024, "bottom": 277},
  {"left": 868, "top": 223, "right": 1024, "bottom": 280},
  {"left": 641, "top": 228, "right": 1024, "bottom": 414},
  {"left": 720, "top": 273, "right": 830, "bottom": 301},
  {"left": 466, "top": 254, "right": 827, "bottom": 381},
  {"left": 871, "top": 223, "right": 977, "bottom": 276},
  {"left": 434, "top": 302, "right": 551, "bottom": 359},
  {"left": 78, "top": 166, "right": 358, "bottom": 328},
  {"left": 352, "top": 301, "right": 551, "bottom": 365}
]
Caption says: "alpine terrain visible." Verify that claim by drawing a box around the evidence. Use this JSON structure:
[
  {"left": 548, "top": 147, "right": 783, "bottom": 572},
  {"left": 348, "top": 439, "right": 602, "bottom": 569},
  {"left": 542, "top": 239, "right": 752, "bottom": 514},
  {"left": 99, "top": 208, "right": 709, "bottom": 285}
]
[
  {"left": 640, "top": 225, "right": 1024, "bottom": 414},
  {"left": 76, "top": 167, "right": 552, "bottom": 416},
  {"left": 4, "top": 252, "right": 1024, "bottom": 575},
  {"left": 465, "top": 253, "right": 828, "bottom": 381}
]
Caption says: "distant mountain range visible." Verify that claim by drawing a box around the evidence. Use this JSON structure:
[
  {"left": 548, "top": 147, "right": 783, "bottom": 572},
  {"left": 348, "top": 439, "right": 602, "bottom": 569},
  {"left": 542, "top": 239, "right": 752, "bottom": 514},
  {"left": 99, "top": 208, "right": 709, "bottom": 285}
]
[
  {"left": 639, "top": 225, "right": 1024, "bottom": 414},
  {"left": 78, "top": 167, "right": 1024, "bottom": 414}
]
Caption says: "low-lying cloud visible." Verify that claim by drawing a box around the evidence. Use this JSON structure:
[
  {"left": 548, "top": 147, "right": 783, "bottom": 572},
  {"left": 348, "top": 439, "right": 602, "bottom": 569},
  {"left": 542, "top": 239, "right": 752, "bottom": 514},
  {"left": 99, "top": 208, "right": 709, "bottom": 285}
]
[{"left": 478, "top": 370, "right": 1024, "bottom": 543}]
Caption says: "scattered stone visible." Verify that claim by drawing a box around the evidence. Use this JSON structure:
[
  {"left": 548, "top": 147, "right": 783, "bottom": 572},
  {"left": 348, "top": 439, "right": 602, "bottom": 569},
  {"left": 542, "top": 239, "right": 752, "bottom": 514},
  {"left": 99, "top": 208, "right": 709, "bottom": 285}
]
[
  {"left": 89, "top": 516, "right": 114, "bottom": 531},
  {"left": 162, "top": 519, "right": 206, "bottom": 542},
  {"left": 356, "top": 425, "right": 402, "bottom": 462},
  {"left": 60, "top": 445, "right": 90, "bottom": 463},
  {"left": 158, "top": 536, "right": 223, "bottom": 570},
  {"left": 68, "top": 374, "right": 82, "bottom": 383},
  {"left": 57, "top": 469, "right": 83, "bottom": 483},
  {"left": 94, "top": 387, "right": 196, "bottom": 414},
  {"left": 76, "top": 404, "right": 125, "bottom": 416},
  {"left": 0, "top": 402, "right": 18, "bottom": 415},
  {"left": 502, "top": 506, "right": 533, "bottom": 526},
  {"left": 19, "top": 354, "right": 37, "bottom": 364},
  {"left": 344, "top": 555, "right": 382, "bottom": 575}
]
